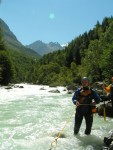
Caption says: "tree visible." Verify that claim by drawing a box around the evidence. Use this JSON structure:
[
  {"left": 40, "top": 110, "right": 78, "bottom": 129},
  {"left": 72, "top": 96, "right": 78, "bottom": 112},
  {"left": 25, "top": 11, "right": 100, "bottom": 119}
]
[
  {"left": 0, "top": 19, "right": 5, "bottom": 51},
  {"left": 37, "top": 62, "right": 60, "bottom": 85},
  {"left": 0, "top": 19, "right": 6, "bottom": 82},
  {"left": 80, "top": 40, "right": 102, "bottom": 82},
  {"left": 0, "top": 51, "right": 15, "bottom": 85},
  {"left": 99, "top": 21, "right": 113, "bottom": 80}
]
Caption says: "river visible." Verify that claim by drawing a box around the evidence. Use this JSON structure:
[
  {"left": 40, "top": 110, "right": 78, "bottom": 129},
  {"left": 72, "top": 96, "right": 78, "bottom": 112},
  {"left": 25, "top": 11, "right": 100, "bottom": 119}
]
[{"left": 0, "top": 84, "right": 113, "bottom": 150}]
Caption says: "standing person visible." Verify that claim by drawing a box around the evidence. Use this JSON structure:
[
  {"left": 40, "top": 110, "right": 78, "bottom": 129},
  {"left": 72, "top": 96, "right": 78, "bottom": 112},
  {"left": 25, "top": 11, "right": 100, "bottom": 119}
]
[
  {"left": 72, "top": 77, "right": 100, "bottom": 135},
  {"left": 102, "top": 77, "right": 113, "bottom": 115}
]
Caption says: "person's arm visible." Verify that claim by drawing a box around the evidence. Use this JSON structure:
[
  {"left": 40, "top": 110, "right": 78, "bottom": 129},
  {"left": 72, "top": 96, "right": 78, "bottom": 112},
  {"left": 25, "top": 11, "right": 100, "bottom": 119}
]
[
  {"left": 72, "top": 89, "right": 80, "bottom": 106},
  {"left": 102, "top": 84, "right": 111, "bottom": 93},
  {"left": 105, "top": 84, "right": 111, "bottom": 93},
  {"left": 92, "top": 90, "right": 100, "bottom": 104}
]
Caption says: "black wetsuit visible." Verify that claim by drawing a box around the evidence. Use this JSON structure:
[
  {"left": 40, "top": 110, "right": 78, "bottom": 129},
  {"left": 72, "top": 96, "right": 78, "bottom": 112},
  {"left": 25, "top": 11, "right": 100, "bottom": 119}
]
[{"left": 72, "top": 87, "right": 100, "bottom": 135}]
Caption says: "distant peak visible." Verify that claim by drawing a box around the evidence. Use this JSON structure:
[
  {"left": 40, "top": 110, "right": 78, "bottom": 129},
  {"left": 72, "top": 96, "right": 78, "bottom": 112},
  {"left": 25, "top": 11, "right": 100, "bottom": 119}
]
[{"left": 61, "top": 43, "right": 69, "bottom": 47}]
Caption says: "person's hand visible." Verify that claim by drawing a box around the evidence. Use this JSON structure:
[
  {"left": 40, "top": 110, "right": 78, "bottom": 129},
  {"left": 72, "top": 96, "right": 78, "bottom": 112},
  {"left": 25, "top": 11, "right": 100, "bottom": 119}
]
[
  {"left": 92, "top": 102, "right": 96, "bottom": 106},
  {"left": 102, "top": 84, "right": 106, "bottom": 89},
  {"left": 76, "top": 101, "right": 80, "bottom": 106}
]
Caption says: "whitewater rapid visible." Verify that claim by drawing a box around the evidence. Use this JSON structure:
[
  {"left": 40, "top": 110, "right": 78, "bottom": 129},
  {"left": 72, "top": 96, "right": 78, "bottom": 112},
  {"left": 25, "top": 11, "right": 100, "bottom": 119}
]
[{"left": 0, "top": 83, "right": 113, "bottom": 150}]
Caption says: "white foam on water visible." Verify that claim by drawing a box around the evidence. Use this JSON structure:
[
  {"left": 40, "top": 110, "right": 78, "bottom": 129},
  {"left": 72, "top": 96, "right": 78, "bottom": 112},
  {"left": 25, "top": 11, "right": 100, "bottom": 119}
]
[{"left": 0, "top": 84, "right": 112, "bottom": 150}]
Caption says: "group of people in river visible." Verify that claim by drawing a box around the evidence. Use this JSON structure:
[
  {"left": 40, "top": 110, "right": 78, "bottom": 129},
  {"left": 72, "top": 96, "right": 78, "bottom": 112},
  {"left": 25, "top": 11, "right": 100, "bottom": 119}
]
[{"left": 72, "top": 76, "right": 113, "bottom": 148}]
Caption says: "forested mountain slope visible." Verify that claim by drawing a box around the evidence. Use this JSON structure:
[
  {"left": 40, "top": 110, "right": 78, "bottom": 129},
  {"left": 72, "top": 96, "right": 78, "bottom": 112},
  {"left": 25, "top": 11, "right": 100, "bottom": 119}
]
[
  {"left": 0, "top": 18, "right": 40, "bottom": 85},
  {"left": 0, "top": 18, "right": 40, "bottom": 58},
  {"left": 1, "top": 16, "right": 113, "bottom": 86},
  {"left": 35, "top": 16, "right": 113, "bottom": 85}
]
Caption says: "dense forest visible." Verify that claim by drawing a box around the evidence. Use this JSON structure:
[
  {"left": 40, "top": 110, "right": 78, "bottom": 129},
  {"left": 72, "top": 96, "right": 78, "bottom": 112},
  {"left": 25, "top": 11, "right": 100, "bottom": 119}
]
[
  {"left": 0, "top": 19, "right": 39, "bottom": 85},
  {"left": 0, "top": 16, "right": 113, "bottom": 86}
]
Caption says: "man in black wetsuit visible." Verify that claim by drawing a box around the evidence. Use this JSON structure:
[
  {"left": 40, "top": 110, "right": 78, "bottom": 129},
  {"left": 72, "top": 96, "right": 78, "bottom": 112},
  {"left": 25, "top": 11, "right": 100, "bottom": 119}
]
[{"left": 72, "top": 77, "right": 100, "bottom": 135}]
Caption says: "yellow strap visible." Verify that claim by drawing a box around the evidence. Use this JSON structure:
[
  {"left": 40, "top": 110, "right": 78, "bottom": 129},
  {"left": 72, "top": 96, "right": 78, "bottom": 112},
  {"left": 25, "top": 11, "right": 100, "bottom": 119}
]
[{"left": 49, "top": 109, "right": 75, "bottom": 150}]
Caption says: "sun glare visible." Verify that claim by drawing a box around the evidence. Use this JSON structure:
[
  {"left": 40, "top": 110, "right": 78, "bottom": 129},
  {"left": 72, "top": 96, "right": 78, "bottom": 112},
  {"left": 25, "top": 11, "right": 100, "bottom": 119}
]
[{"left": 49, "top": 13, "right": 55, "bottom": 19}]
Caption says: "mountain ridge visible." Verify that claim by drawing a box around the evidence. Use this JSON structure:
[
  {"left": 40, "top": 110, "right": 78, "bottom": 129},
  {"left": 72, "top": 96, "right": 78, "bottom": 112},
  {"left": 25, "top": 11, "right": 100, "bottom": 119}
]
[
  {"left": 1, "top": 18, "right": 66, "bottom": 57},
  {"left": 26, "top": 40, "right": 65, "bottom": 56},
  {"left": 0, "top": 18, "right": 40, "bottom": 58}
]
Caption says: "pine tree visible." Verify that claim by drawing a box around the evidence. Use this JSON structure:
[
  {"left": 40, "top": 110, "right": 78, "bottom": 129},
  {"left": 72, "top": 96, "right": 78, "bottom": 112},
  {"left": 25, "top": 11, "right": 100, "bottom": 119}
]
[{"left": 0, "top": 20, "right": 5, "bottom": 51}]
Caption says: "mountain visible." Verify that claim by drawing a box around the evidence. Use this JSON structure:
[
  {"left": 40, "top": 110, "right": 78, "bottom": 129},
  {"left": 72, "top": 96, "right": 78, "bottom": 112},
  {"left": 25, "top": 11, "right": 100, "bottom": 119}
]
[
  {"left": 0, "top": 18, "right": 40, "bottom": 58},
  {"left": 61, "top": 43, "right": 69, "bottom": 47},
  {"left": 26, "top": 40, "right": 64, "bottom": 56}
]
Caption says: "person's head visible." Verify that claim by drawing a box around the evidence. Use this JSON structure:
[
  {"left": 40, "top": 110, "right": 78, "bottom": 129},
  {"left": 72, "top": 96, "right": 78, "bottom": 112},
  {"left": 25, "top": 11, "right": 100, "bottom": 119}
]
[{"left": 81, "top": 77, "right": 90, "bottom": 88}]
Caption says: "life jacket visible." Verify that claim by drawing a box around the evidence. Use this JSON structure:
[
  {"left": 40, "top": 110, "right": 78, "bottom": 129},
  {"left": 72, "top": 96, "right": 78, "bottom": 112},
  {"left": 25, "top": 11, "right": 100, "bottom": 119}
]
[
  {"left": 105, "top": 85, "right": 111, "bottom": 93},
  {"left": 76, "top": 87, "right": 94, "bottom": 114},
  {"left": 78, "top": 87, "right": 92, "bottom": 104}
]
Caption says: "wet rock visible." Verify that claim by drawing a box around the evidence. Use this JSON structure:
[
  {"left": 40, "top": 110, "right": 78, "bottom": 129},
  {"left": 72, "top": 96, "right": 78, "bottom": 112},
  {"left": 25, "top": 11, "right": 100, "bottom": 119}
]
[
  {"left": 19, "top": 85, "right": 24, "bottom": 88},
  {"left": 5, "top": 86, "right": 13, "bottom": 89},
  {"left": 97, "top": 102, "right": 113, "bottom": 117},
  {"left": 66, "top": 84, "right": 78, "bottom": 92},
  {"left": 67, "top": 90, "right": 73, "bottom": 94},
  {"left": 40, "top": 87, "right": 46, "bottom": 90},
  {"left": 48, "top": 89, "right": 60, "bottom": 93}
]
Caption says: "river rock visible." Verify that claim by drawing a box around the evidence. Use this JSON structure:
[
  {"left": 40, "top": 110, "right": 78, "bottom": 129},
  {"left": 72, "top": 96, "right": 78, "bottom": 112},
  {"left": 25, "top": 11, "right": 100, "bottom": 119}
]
[
  {"left": 66, "top": 84, "right": 78, "bottom": 91},
  {"left": 48, "top": 89, "right": 60, "bottom": 93},
  {"left": 97, "top": 102, "right": 113, "bottom": 117}
]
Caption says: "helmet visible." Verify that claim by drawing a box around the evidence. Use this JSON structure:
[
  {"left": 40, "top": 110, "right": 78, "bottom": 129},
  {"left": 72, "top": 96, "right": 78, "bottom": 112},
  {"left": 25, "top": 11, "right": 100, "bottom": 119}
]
[{"left": 81, "top": 77, "right": 89, "bottom": 83}]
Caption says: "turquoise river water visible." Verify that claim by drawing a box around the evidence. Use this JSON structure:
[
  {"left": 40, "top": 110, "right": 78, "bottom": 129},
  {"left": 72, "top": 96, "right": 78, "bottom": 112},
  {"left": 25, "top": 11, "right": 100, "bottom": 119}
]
[{"left": 0, "top": 84, "right": 113, "bottom": 150}]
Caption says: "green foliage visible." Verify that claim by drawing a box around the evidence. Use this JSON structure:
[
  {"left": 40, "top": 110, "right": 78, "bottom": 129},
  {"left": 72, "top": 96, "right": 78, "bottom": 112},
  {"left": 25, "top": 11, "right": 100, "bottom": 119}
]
[
  {"left": 99, "top": 21, "right": 113, "bottom": 80},
  {"left": 9, "top": 51, "right": 37, "bottom": 83},
  {"left": 36, "top": 62, "right": 60, "bottom": 85},
  {"left": 36, "top": 16, "right": 113, "bottom": 85},
  {"left": 80, "top": 40, "right": 102, "bottom": 81},
  {"left": 0, "top": 51, "right": 15, "bottom": 85},
  {"left": 27, "top": 16, "right": 113, "bottom": 86},
  {"left": 0, "top": 18, "right": 40, "bottom": 58},
  {"left": 0, "top": 18, "right": 40, "bottom": 85},
  {"left": 1, "top": 16, "right": 113, "bottom": 86},
  {"left": 0, "top": 20, "right": 5, "bottom": 50},
  {"left": 40, "top": 50, "right": 66, "bottom": 66}
]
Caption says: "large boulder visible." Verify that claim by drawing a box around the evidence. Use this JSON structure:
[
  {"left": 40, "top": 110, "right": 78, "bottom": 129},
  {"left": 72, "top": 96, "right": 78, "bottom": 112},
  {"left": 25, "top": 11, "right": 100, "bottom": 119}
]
[
  {"left": 92, "top": 81, "right": 104, "bottom": 95},
  {"left": 48, "top": 89, "right": 60, "bottom": 93},
  {"left": 66, "top": 84, "right": 78, "bottom": 91},
  {"left": 97, "top": 101, "right": 113, "bottom": 117}
]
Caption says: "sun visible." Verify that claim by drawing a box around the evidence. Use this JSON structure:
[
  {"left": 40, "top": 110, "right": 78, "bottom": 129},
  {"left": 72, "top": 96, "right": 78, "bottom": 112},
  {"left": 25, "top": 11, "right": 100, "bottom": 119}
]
[{"left": 49, "top": 13, "right": 55, "bottom": 20}]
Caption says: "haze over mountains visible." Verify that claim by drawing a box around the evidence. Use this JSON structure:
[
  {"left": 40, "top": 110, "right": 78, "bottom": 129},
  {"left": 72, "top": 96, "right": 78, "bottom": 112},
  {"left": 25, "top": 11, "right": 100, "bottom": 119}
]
[
  {"left": 26, "top": 40, "right": 65, "bottom": 56},
  {"left": 1, "top": 18, "right": 66, "bottom": 57}
]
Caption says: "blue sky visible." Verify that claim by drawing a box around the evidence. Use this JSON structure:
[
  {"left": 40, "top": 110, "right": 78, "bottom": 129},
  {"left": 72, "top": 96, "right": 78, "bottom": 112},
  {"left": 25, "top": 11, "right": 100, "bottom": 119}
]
[{"left": 0, "top": 0, "right": 113, "bottom": 46}]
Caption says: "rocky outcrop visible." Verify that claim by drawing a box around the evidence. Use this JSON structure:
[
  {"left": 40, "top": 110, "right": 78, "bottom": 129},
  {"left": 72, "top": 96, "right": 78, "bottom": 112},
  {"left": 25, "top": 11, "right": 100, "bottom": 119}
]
[
  {"left": 97, "top": 101, "right": 113, "bottom": 117},
  {"left": 66, "top": 84, "right": 78, "bottom": 91},
  {"left": 48, "top": 89, "right": 60, "bottom": 93}
]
